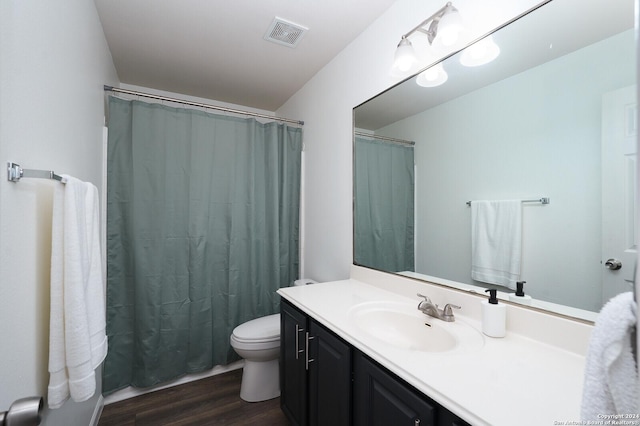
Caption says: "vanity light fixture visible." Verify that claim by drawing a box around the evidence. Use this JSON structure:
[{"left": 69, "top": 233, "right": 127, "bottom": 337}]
[
  {"left": 416, "top": 63, "right": 448, "bottom": 87},
  {"left": 394, "top": 37, "right": 416, "bottom": 72},
  {"left": 391, "top": 2, "right": 464, "bottom": 73},
  {"left": 460, "top": 35, "right": 501, "bottom": 67}
]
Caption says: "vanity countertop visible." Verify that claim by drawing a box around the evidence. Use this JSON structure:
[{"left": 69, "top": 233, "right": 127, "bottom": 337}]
[{"left": 278, "top": 278, "right": 588, "bottom": 426}]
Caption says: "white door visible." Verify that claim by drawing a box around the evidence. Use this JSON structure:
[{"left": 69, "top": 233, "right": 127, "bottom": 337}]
[{"left": 601, "top": 85, "right": 637, "bottom": 304}]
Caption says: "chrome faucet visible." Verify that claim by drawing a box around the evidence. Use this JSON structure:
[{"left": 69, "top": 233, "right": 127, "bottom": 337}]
[{"left": 417, "top": 293, "right": 460, "bottom": 322}]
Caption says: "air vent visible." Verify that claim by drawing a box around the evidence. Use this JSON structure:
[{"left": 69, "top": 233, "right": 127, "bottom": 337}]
[{"left": 264, "top": 17, "right": 308, "bottom": 48}]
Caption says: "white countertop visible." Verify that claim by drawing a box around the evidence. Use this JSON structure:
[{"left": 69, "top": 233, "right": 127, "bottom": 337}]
[{"left": 278, "top": 278, "right": 589, "bottom": 426}]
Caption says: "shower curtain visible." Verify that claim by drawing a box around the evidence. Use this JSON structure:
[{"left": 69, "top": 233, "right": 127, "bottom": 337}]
[
  {"left": 354, "top": 136, "right": 415, "bottom": 273},
  {"left": 103, "top": 97, "right": 302, "bottom": 393}
]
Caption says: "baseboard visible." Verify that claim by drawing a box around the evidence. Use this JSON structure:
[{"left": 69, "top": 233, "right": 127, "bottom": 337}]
[{"left": 103, "top": 361, "right": 244, "bottom": 405}]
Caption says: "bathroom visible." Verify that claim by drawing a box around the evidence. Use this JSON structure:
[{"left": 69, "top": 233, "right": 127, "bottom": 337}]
[{"left": 1, "top": 0, "right": 637, "bottom": 425}]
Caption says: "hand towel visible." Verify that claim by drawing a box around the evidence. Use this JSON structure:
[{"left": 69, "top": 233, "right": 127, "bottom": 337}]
[
  {"left": 48, "top": 175, "right": 108, "bottom": 409},
  {"left": 581, "top": 292, "right": 638, "bottom": 420},
  {"left": 470, "top": 200, "right": 522, "bottom": 289}
]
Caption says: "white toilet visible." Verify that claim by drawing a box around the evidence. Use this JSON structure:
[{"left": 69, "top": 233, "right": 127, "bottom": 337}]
[{"left": 230, "top": 279, "right": 316, "bottom": 402}]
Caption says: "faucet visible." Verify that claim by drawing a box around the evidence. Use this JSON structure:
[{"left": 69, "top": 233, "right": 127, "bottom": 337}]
[{"left": 416, "top": 293, "right": 460, "bottom": 322}]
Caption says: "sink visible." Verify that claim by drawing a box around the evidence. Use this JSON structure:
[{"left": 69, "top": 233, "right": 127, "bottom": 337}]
[{"left": 349, "top": 301, "right": 484, "bottom": 353}]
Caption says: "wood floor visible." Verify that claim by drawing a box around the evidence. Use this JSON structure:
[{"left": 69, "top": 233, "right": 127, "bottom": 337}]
[{"left": 98, "top": 369, "right": 290, "bottom": 426}]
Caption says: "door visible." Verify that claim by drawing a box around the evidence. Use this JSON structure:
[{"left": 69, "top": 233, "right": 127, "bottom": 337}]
[
  {"left": 602, "top": 85, "right": 637, "bottom": 304},
  {"left": 308, "top": 320, "right": 352, "bottom": 426},
  {"left": 281, "top": 300, "right": 309, "bottom": 426},
  {"left": 353, "top": 351, "right": 436, "bottom": 426}
]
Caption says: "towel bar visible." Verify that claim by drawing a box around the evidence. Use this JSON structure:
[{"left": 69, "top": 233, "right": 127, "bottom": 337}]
[
  {"left": 465, "top": 197, "right": 549, "bottom": 206},
  {"left": 7, "top": 162, "right": 65, "bottom": 183}
]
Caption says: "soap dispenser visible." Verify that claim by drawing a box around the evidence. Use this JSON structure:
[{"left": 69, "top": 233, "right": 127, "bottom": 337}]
[
  {"left": 482, "top": 289, "right": 506, "bottom": 338},
  {"left": 508, "top": 281, "right": 532, "bottom": 305}
]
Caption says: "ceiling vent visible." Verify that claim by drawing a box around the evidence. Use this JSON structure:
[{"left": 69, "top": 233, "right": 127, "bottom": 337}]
[{"left": 264, "top": 17, "right": 308, "bottom": 48}]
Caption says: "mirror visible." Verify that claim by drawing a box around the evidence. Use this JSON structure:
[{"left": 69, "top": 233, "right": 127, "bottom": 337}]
[{"left": 353, "top": 0, "right": 636, "bottom": 322}]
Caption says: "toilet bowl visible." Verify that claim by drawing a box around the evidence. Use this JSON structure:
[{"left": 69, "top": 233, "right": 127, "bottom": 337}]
[
  {"left": 230, "top": 278, "right": 316, "bottom": 402},
  {"left": 230, "top": 314, "right": 281, "bottom": 402}
]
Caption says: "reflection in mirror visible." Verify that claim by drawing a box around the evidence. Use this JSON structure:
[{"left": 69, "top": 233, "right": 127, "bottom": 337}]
[
  {"left": 353, "top": 0, "right": 636, "bottom": 322},
  {"left": 354, "top": 134, "right": 415, "bottom": 272}
]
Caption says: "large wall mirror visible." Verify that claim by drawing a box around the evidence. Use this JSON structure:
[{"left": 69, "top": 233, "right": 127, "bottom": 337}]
[{"left": 353, "top": 0, "right": 636, "bottom": 321}]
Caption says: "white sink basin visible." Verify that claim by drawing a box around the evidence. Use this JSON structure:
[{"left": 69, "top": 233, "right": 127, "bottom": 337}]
[{"left": 349, "top": 301, "right": 484, "bottom": 353}]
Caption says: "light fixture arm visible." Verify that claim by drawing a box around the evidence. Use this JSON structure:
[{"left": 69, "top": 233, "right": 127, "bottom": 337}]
[{"left": 400, "top": 2, "right": 456, "bottom": 45}]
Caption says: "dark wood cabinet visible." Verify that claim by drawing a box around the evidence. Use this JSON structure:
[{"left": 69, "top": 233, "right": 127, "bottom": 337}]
[
  {"left": 280, "top": 299, "right": 352, "bottom": 426},
  {"left": 354, "top": 351, "right": 470, "bottom": 426},
  {"left": 281, "top": 298, "right": 470, "bottom": 426},
  {"left": 308, "top": 319, "right": 352, "bottom": 426},
  {"left": 354, "top": 351, "right": 436, "bottom": 426},
  {"left": 281, "top": 299, "right": 309, "bottom": 425},
  {"left": 438, "top": 410, "right": 472, "bottom": 426}
]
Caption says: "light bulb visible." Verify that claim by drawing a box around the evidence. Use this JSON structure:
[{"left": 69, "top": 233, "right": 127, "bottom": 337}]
[
  {"left": 416, "top": 63, "right": 448, "bottom": 87},
  {"left": 460, "top": 35, "right": 500, "bottom": 67},
  {"left": 423, "top": 68, "right": 439, "bottom": 81},
  {"left": 436, "top": 6, "right": 464, "bottom": 46},
  {"left": 393, "top": 37, "right": 416, "bottom": 72}
]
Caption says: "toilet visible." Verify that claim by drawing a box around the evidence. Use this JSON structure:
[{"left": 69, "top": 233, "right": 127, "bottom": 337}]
[
  {"left": 230, "top": 279, "right": 316, "bottom": 402},
  {"left": 230, "top": 314, "right": 281, "bottom": 402}
]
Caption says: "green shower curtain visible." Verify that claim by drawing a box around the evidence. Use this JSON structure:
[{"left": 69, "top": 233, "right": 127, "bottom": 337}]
[
  {"left": 354, "top": 136, "right": 415, "bottom": 273},
  {"left": 103, "top": 97, "right": 302, "bottom": 393}
]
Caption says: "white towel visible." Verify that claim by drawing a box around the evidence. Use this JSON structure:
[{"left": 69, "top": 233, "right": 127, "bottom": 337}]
[
  {"left": 581, "top": 292, "right": 638, "bottom": 420},
  {"left": 48, "top": 175, "right": 108, "bottom": 409},
  {"left": 470, "top": 200, "right": 522, "bottom": 289}
]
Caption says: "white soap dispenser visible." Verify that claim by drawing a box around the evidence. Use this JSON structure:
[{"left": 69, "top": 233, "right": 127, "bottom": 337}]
[
  {"left": 482, "top": 288, "right": 506, "bottom": 338},
  {"left": 508, "top": 281, "right": 532, "bottom": 305}
]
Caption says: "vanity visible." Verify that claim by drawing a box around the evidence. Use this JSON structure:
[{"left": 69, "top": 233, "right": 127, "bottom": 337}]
[{"left": 278, "top": 266, "right": 592, "bottom": 426}]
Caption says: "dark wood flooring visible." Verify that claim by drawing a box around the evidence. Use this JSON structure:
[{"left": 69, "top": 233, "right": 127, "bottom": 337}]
[{"left": 98, "top": 369, "right": 290, "bottom": 426}]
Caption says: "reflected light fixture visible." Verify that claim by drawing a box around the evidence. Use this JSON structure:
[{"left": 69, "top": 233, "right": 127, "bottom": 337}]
[
  {"left": 460, "top": 35, "right": 500, "bottom": 67},
  {"left": 392, "top": 2, "right": 464, "bottom": 73},
  {"left": 416, "top": 63, "right": 448, "bottom": 87}
]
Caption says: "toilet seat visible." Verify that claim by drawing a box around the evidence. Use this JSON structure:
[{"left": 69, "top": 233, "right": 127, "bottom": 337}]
[{"left": 231, "top": 313, "right": 280, "bottom": 344}]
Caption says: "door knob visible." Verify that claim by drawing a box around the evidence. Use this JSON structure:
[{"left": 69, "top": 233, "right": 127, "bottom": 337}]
[{"left": 605, "top": 258, "right": 622, "bottom": 270}]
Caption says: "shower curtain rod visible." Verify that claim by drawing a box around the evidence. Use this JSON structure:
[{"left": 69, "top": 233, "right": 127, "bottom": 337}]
[
  {"left": 103, "top": 85, "right": 304, "bottom": 126},
  {"left": 354, "top": 131, "right": 415, "bottom": 146}
]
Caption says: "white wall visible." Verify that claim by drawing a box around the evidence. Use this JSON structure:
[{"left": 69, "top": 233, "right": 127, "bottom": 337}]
[
  {"left": 376, "top": 30, "right": 635, "bottom": 311},
  {"left": 277, "top": 0, "right": 544, "bottom": 283},
  {"left": 0, "top": 0, "right": 118, "bottom": 424}
]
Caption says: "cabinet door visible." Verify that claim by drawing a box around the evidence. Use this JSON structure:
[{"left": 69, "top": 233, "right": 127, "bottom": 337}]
[
  {"left": 281, "top": 300, "right": 309, "bottom": 426},
  {"left": 308, "top": 320, "right": 352, "bottom": 426},
  {"left": 438, "top": 410, "right": 471, "bottom": 426},
  {"left": 354, "top": 351, "right": 436, "bottom": 426}
]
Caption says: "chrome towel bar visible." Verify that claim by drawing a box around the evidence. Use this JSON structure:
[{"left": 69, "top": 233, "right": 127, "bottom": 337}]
[
  {"left": 7, "top": 162, "right": 65, "bottom": 183},
  {"left": 466, "top": 197, "right": 549, "bottom": 206}
]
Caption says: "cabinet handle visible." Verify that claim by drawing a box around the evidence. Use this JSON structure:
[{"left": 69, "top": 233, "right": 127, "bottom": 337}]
[
  {"left": 305, "top": 332, "right": 315, "bottom": 370},
  {"left": 414, "top": 419, "right": 421, "bottom": 426},
  {"left": 295, "top": 324, "right": 305, "bottom": 360}
]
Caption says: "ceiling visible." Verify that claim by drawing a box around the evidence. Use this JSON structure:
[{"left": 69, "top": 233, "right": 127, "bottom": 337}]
[{"left": 94, "top": 0, "right": 397, "bottom": 112}]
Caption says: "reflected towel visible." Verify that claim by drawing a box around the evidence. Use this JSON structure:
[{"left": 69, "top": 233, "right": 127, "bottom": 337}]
[
  {"left": 48, "top": 175, "right": 107, "bottom": 409},
  {"left": 581, "top": 292, "right": 638, "bottom": 420},
  {"left": 470, "top": 200, "right": 522, "bottom": 289}
]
